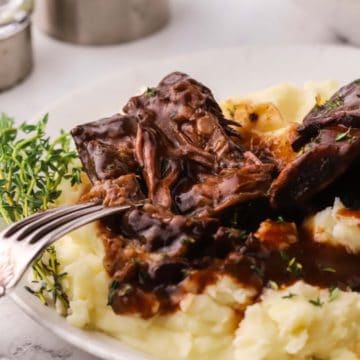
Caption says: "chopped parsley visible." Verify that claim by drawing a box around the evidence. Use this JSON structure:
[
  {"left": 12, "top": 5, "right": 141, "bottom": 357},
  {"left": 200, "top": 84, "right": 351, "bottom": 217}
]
[
  {"left": 144, "top": 87, "right": 157, "bottom": 97},
  {"left": 225, "top": 228, "right": 248, "bottom": 243},
  {"left": 268, "top": 280, "right": 279, "bottom": 290},
  {"left": 280, "top": 250, "right": 290, "bottom": 261},
  {"left": 325, "top": 96, "right": 343, "bottom": 110},
  {"left": 182, "top": 268, "right": 193, "bottom": 277},
  {"left": 335, "top": 127, "right": 352, "bottom": 142},
  {"left": 107, "top": 282, "right": 132, "bottom": 305},
  {"left": 276, "top": 215, "right": 285, "bottom": 223},
  {"left": 282, "top": 292, "right": 296, "bottom": 299},
  {"left": 239, "top": 230, "right": 249, "bottom": 242},
  {"left": 308, "top": 297, "right": 324, "bottom": 307},
  {"left": 328, "top": 287, "right": 340, "bottom": 303},
  {"left": 181, "top": 237, "right": 196, "bottom": 245},
  {"left": 280, "top": 251, "right": 303, "bottom": 277},
  {"left": 230, "top": 208, "right": 240, "bottom": 227}
]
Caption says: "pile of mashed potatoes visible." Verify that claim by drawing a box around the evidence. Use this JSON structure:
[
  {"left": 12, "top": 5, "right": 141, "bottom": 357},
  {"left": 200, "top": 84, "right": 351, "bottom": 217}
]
[{"left": 49, "top": 81, "right": 360, "bottom": 360}]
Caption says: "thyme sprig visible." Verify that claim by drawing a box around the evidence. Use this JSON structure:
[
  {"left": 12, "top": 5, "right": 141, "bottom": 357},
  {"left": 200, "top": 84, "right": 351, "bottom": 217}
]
[
  {"left": 26, "top": 246, "right": 69, "bottom": 309},
  {"left": 0, "top": 113, "right": 82, "bottom": 222},
  {"left": 0, "top": 113, "right": 82, "bottom": 311},
  {"left": 309, "top": 297, "right": 324, "bottom": 307}
]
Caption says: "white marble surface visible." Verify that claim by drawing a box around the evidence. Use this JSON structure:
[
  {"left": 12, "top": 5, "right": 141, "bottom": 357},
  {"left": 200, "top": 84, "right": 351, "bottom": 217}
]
[{"left": 0, "top": 0, "right": 341, "bottom": 359}]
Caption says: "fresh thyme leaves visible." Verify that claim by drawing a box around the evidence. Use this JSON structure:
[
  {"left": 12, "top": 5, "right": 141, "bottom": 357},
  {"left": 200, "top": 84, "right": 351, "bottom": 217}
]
[
  {"left": 0, "top": 113, "right": 82, "bottom": 311},
  {"left": 279, "top": 250, "right": 290, "bottom": 261},
  {"left": 325, "top": 96, "right": 343, "bottom": 110},
  {"left": 181, "top": 237, "right": 196, "bottom": 244},
  {"left": 26, "top": 246, "right": 69, "bottom": 311},
  {"left": 268, "top": 280, "right": 279, "bottom": 290},
  {"left": 335, "top": 127, "right": 352, "bottom": 142},
  {"left": 280, "top": 250, "right": 302, "bottom": 277},
  {"left": 286, "top": 257, "right": 303, "bottom": 276},
  {"left": 230, "top": 208, "right": 240, "bottom": 227},
  {"left": 107, "top": 281, "right": 132, "bottom": 305},
  {"left": 107, "top": 280, "right": 121, "bottom": 305},
  {"left": 282, "top": 292, "right": 296, "bottom": 299},
  {"left": 239, "top": 230, "right": 249, "bottom": 242},
  {"left": 276, "top": 216, "right": 285, "bottom": 223},
  {"left": 182, "top": 268, "right": 193, "bottom": 277},
  {"left": 0, "top": 113, "right": 82, "bottom": 223},
  {"left": 298, "top": 147, "right": 305, "bottom": 155},
  {"left": 144, "top": 87, "right": 157, "bottom": 97},
  {"left": 225, "top": 228, "right": 248, "bottom": 243},
  {"left": 308, "top": 297, "right": 324, "bottom": 307},
  {"left": 328, "top": 287, "right": 340, "bottom": 302}
]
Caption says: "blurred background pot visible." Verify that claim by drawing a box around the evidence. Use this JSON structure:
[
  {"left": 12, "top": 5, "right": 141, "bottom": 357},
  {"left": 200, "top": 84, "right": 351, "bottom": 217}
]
[
  {"left": 294, "top": 0, "right": 360, "bottom": 46},
  {"left": 34, "top": 0, "right": 170, "bottom": 45},
  {"left": 0, "top": 0, "right": 33, "bottom": 91}
]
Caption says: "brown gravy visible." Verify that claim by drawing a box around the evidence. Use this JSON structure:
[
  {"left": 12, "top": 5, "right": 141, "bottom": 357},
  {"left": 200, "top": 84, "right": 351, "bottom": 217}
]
[{"left": 98, "top": 218, "right": 360, "bottom": 318}]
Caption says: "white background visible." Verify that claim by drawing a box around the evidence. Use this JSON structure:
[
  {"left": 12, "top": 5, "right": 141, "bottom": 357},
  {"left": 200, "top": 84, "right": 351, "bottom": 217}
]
[{"left": 0, "top": 0, "right": 342, "bottom": 359}]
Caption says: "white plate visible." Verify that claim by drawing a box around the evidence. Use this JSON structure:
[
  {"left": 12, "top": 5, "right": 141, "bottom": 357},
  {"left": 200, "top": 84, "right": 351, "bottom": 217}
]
[{"left": 10, "top": 45, "right": 360, "bottom": 360}]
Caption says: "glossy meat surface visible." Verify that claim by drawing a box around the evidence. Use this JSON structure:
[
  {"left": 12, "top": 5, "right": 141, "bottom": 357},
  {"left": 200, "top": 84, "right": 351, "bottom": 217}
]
[
  {"left": 72, "top": 75, "right": 360, "bottom": 318},
  {"left": 272, "top": 80, "right": 360, "bottom": 210}
]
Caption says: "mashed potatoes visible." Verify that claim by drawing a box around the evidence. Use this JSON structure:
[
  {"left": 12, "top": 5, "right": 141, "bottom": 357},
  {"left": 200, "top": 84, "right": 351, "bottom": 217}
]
[
  {"left": 234, "top": 282, "right": 360, "bottom": 360},
  {"left": 308, "top": 198, "right": 360, "bottom": 254},
  {"left": 49, "top": 81, "right": 360, "bottom": 360}
]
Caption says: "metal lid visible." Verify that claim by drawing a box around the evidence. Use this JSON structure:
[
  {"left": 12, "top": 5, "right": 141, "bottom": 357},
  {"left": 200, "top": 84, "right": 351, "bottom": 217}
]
[{"left": 0, "top": 0, "right": 32, "bottom": 27}]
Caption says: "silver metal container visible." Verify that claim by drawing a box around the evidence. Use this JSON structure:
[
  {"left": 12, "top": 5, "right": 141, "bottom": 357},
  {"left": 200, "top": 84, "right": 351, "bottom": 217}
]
[
  {"left": 34, "top": 0, "right": 170, "bottom": 45},
  {"left": 0, "top": 0, "right": 33, "bottom": 91}
]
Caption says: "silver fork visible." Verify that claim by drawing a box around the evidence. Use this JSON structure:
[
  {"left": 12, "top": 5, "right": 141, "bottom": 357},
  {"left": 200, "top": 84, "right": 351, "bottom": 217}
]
[{"left": 0, "top": 202, "right": 142, "bottom": 298}]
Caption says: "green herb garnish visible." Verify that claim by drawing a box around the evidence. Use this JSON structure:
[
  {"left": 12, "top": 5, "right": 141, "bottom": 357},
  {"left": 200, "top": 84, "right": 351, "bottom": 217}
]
[
  {"left": 279, "top": 250, "right": 290, "bottom": 261},
  {"left": 282, "top": 292, "right": 296, "bottom": 299},
  {"left": 0, "top": 113, "right": 82, "bottom": 311},
  {"left": 239, "top": 230, "right": 249, "bottom": 242},
  {"left": 0, "top": 113, "right": 82, "bottom": 223},
  {"left": 181, "top": 237, "right": 196, "bottom": 245},
  {"left": 107, "top": 281, "right": 120, "bottom": 305},
  {"left": 277, "top": 216, "right": 285, "bottom": 223},
  {"left": 325, "top": 96, "right": 343, "bottom": 110},
  {"left": 269, "top": 280, "right": 279, "bottom": 290},
  {"left": 182, "top": 268, "right": 193, "bottom": 277},
  {"left": 26, "top": 246, "right": 69, "bottom": 310},
  {"left": 144, "top": 87, "right": 157, "bottom": 97},
  {"left": 335, "top": 127, "right": 352, "bottom": 142},
  {"left": 328, "top": 287, "right": 340, "bottom": 302},
  {"left": 309, "top": 297, "right": 324, "bottom": 307},
  {"left": 322, "top": 267, "right": 336, "bottom": 273},
  {"left": 280, "top": 251, "right": 303, "bottom": 276},
  {"left": 230, "top": 208, "right": 240, "bottom": 227},
  {"left": 107, "top": 282, "right": 132, "bottom": 305},
  {"left": 286, "top": 257, "right": 303, "bottom": 277}
]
